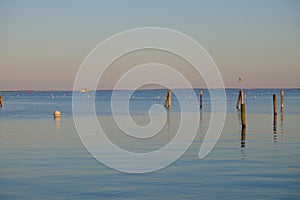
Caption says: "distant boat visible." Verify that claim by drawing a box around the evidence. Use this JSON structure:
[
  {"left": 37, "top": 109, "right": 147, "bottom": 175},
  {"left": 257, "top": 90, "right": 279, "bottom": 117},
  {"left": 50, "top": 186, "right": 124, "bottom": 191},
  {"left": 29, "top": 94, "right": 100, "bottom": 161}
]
[{"left": 80, "top": 88, "right": 88, "bottom": 93}]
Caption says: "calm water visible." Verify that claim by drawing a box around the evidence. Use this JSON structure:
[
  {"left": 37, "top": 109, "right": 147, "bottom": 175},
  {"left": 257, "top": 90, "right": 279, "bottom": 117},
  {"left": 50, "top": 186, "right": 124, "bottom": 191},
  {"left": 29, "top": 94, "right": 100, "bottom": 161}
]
[{"left": 0, "top": 89, "right": 300, "bottom": 199}]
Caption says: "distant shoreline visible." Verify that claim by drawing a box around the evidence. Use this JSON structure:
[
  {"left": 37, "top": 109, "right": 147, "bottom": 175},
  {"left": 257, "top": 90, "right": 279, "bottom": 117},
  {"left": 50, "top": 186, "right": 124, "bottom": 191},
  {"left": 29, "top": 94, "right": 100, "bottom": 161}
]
[{"left": 1, "top": 88, "right": 300, "bottom": 92}]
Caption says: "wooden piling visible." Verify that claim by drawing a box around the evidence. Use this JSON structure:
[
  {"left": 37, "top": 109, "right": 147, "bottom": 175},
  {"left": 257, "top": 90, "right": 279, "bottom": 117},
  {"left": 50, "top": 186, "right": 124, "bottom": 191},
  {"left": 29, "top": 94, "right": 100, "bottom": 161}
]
[
  {"left": 241, "top": 104, "right": 246, "bottom": 129},
  {"left": 167, "top": 90, "right": 171, "bottom": 108},
  {"left": 273, "top": 93, "right": 278, "bottom": 142},
  {"left": 0, "top": 95, "right": 2, "bottom": 107},
  {"left": 236, "top": 90, "right": 241, "bottom": 109},
  {"left": 165, "top": 90, "right": 171, "bottom": 108},
  {"left": 280, "top": 90, "right": 284, "bottom": 111},
  {"left": 241, "top": 90, "right": 244, "bottom": 105},
  {"left": 273, "top": 94, "right": 277, "bottom": 115},
  {"left": 200, "top": 90, "right": 203, "bottom": 109},
  {"left": 240, "top": 90, "right": 246, "bottom": 128}
]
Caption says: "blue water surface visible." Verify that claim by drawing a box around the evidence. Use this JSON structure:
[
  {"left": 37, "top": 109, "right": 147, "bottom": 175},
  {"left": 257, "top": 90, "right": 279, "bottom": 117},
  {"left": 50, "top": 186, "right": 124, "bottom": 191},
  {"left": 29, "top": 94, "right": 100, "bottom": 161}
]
[{"left": 0, "top": 89, "right": 299, "bottom": 199}]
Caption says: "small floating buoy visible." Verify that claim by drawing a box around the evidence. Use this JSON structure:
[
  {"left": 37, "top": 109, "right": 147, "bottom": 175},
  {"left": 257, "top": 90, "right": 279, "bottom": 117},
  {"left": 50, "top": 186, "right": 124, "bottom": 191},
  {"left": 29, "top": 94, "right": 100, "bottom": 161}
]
[{"left": 53, "top": 110, "right": 61, "bottom": 118}]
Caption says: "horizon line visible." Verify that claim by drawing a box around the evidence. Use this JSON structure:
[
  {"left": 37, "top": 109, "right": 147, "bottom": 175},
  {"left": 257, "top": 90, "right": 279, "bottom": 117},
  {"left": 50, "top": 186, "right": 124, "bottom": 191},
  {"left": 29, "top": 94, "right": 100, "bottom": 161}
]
[{"left": 1, "top": 87, "right": 300, "bottom": 92}]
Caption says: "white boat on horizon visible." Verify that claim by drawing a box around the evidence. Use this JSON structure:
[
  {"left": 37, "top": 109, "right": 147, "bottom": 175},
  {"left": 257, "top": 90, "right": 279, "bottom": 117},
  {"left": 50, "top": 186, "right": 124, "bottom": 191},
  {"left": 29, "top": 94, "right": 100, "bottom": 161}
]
[{"left": 80, "top": 88, "right": 88, "bottom": 93}]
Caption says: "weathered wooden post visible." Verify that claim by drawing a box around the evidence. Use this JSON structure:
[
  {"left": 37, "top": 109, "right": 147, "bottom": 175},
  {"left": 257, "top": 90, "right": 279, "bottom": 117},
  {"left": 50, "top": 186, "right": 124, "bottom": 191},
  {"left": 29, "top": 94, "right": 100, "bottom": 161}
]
[
  {"left": 240, "top": 90, "right": 246, "bottom": 129},
  {"left": 236, "top": 89, "right": 246, "bottom": 147},
  {"left": 280, "top": 90, "right": 284, "bottom": 111},
  {"left": 164, "top": 90, "right": 171, "bottom": 108},
  {"left": 280, "top": 90, "right": 284, "bottom": 136},
  {"left": 200, "top": 90, "right": 203, "bottom": 109},
  {"left": 273, "top": 94, "right": 277, "bottom": 115},
  {"left": 236, "top": 90, "right": 241, "bottom": 109},
  {"left": 241, "top": 90, "right": 246, "bottom": 147},
  {"left": 168, "top": 90, "right": 171, "bottom": 108},
  {"left": 273, "top": 94, "right": 278, "bottom": 142},
  {"left": 0, "top": 95, "right": 2, "bottom": 107},
  {"left": 273, "top": 111, "right": 277, "bottom": 128}
]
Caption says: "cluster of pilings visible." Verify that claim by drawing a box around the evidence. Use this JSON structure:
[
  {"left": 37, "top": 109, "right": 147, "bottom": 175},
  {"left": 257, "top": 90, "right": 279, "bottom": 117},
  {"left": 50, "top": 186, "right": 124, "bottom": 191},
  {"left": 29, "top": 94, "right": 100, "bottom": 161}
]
[
  {"left": 235, "top": 89, "right": 285, "bottom": 146},
  {"left": 164, "top": 89, "right": 285, "bottom": 147}
]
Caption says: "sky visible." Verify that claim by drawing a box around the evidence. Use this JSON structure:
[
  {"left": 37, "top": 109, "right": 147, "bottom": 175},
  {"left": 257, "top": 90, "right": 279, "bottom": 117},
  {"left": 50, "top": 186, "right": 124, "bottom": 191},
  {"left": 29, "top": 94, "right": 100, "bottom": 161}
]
[{"left": 0, "top": 0, "right": 300, "bottom": 90}]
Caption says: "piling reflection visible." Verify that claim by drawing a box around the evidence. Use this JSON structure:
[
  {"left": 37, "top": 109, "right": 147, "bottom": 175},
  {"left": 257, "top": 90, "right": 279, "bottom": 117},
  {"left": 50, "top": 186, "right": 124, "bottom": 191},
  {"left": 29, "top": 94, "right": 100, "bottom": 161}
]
[
  {"left": 237, "top": 109, "right": 241, "bottom": 124},
  {"left": 280, "top": 111, "right": 284, "bottom": 140},
  {"left": 273, "top": 114, "right": 277, "bottom": 143},
  {"left": 199, "top": 110, "right": 204, "bottom": 132},
  {"left": 237, "top": 109, "right": 246, "bottom": 160},
  {"left": 240, "top": 126, "right": 246, "bottom": 160},
  {"left": 241, "top": 126, "right": 246, "bottom": 148},
  {"left": 236, "top": 105, "right": 246, "bottom": 148},
  {"left": 167, "top": 108, "right": 171, "bottom": 132}
]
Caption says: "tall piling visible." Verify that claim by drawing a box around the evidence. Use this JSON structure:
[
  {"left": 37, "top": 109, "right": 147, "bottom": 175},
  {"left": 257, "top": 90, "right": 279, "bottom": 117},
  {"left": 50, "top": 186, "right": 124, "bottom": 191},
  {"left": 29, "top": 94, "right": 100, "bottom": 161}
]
[
  {"left": 0, "top": 95, "right": 2, "bottom": 107},
  {"left": 240, "top": 90, "right": 246, "bottom": 129},
  {"left": 236, "top": 90, "right": 241, "bottom": 109},
  {"left": 273, "top": 94, "right": 278, "bottom": 142},
  {"left": 280, "top": 90, "right": 284, "bottom": 111},
  {"left": 165, "top": 90, "right": 171, "bottom": 108},
  {"left": 168, "top": 90, "right": 171, "bottom": 108},
  {"left": 273, "top": 94, "right": 277, "bottom": 115},
  {"left": 200, "top": 90, "right": 203, "bottom": 109}
]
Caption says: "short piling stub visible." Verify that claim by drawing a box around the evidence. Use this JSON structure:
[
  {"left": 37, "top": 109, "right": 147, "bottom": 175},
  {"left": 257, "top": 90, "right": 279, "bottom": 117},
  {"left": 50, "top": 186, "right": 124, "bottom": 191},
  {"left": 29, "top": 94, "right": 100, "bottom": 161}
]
[{"left": 0, "top": 95, "right": 2, "bottom": 107}]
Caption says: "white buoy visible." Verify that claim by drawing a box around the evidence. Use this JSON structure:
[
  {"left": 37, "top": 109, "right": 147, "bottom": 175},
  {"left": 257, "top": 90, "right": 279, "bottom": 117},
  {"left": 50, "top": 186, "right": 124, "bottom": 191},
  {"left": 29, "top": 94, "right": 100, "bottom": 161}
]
[{"left": 53, "top": 110, "right": 61, "bottom": 118}]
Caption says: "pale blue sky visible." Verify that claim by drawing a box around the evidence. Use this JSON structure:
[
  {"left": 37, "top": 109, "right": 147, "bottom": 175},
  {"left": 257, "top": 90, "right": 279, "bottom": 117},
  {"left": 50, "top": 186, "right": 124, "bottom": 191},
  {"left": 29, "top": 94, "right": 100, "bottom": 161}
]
[{"left": 0, "top": 0, "right": 300, "bottom": 90}]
